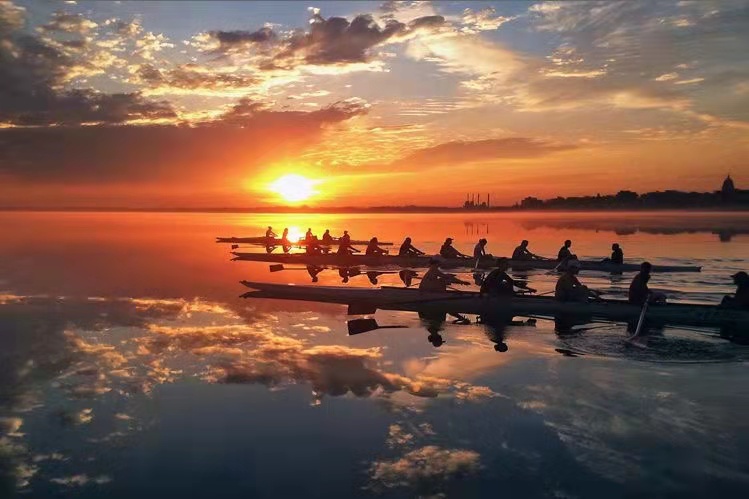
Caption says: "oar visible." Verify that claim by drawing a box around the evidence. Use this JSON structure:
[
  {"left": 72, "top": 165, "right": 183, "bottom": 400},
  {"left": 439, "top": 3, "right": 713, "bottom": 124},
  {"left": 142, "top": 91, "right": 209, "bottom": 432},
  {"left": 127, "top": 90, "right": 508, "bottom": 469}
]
[
  {"left": 269, "top": 264, "right": 320, "bottom": 273},
  {"left": 627, "top": 294, "right": 650, "bottom": 341},
  {"left": 347, "top": 318, "right": 408, "bottom": 335}
]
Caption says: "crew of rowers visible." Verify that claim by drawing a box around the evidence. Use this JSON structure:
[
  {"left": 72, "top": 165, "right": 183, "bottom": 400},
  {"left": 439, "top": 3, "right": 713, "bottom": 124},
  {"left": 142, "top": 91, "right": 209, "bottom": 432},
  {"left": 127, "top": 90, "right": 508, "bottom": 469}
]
[{"left": 263, "top": 228, "right": 748, "bottom": 308}]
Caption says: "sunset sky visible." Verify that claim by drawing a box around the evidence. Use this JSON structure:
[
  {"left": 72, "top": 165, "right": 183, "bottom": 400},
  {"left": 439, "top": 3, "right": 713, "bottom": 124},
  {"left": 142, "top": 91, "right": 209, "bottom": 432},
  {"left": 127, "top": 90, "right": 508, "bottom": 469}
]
[{"left": 1, "top": 0, "right": 748, "bottom": 208}]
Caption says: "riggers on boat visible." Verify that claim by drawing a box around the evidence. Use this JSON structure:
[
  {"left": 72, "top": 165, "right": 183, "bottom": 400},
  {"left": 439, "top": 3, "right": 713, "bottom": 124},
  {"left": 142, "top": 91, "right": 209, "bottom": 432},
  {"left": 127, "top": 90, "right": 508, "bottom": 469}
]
[
  {"left": 217, "top": 237, "right": 393, "bottom": 246},
  {"left": 230, "top": 252, "right": 701, "bottom": 273},
  {"left": 239, "top": 281, "right": 748, "bottom": 329}
]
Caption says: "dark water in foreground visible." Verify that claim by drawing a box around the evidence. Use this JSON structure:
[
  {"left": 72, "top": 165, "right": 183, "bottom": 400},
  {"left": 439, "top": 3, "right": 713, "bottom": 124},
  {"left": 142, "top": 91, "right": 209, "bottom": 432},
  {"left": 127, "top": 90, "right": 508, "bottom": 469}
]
[{"left": 1, "top": 211, "right": 748, "bottom": 498}]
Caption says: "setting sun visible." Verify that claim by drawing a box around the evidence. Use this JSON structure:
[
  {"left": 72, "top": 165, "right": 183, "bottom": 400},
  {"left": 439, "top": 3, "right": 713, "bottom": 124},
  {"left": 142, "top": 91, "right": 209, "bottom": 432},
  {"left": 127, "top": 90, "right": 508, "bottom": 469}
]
[{"left": 269, "top": 174, "right": 317, "bottom": 203}]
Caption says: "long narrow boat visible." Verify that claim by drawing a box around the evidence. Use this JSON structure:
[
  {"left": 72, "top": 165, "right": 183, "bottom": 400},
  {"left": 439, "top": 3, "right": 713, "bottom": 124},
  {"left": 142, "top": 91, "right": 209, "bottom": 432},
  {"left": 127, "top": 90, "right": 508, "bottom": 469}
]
[
  {"left": 217, "top": 236, "right": 393, "bottom": 246},
  {"left": 230, "top": 252, "right": 701, "bottom": 273},
  {"left": 239, "top": 281, "right": 748, "bottom": 329}
]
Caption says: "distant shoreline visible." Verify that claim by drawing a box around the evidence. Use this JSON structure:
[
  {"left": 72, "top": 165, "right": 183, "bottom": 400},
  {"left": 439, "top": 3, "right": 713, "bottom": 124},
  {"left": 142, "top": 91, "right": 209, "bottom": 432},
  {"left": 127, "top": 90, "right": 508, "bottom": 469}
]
[{"left": 0, "top": 206, "right": 748, "bottom": 214}]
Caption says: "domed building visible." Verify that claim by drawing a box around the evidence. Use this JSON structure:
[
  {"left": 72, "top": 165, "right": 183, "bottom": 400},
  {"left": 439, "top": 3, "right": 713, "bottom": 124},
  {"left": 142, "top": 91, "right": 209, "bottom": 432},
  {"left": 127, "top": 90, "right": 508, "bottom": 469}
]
[
  {"left": 718, "top": 175, "right": 749, "bottom": 205},
  {"left": 721, "top": 175, "right": 735, "bottom": 201}
]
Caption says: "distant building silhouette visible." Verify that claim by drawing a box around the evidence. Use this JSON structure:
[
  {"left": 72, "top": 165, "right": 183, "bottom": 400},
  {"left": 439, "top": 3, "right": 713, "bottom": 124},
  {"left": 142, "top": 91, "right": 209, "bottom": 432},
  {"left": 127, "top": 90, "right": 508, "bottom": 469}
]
[
  {"left": 464, "top": 193, "right": 490, "bottom": 210},
  {"left": 506, "top": 175, "right": 749, "bottom": 210},
  {"left": 721, "top": 174, "right": 736, "bottom": 203}
]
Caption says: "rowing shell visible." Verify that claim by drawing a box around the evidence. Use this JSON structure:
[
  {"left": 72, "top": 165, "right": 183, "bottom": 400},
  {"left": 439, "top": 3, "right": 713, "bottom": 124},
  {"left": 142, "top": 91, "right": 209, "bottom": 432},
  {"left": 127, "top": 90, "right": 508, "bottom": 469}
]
[
  {"left": 217, "top": 237, "right": 393, "bottom": 246},
  {"left": 240, "top": 281, "right": 747, "bottom": 330},
  {"left": 230, "top": 252, "right": 701, "bottom": 273}
]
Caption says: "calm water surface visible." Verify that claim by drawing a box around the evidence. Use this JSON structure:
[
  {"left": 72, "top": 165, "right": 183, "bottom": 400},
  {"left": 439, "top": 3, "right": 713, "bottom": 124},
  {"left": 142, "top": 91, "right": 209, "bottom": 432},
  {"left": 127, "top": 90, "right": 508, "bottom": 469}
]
[{"left": 1, "top": 211, "right": 748, "bottom": 498}]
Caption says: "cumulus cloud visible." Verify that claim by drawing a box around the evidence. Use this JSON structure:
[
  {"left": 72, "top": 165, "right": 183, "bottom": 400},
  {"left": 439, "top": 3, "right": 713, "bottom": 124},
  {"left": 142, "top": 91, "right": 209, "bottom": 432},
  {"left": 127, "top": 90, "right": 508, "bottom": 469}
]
[
  {"left": 0, "top": 3, "right": 175, "bottom": 126},
  {"left": 461, "top": 7, "right": 515, "bottom": 33},
  {"left": 131, "top": 63, "right": 259, "bottom": 95},
  {"left": 38, "top": 11, "right": 97, "bottom": 34},
  {"left": 203, "top": 11, "right": 445, "bottom": 69}
]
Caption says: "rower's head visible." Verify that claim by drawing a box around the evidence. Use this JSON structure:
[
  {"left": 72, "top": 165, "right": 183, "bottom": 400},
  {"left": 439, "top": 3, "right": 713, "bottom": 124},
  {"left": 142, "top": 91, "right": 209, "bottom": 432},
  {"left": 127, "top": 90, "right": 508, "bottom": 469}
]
[
  {"left": 445, "top": 237, "right": 453, "bottom": 245},
  {"left": 640, "top": 261, "right": 652, "bottom": 274},
  {"left": 612, "top": 243, "right": 620, "bottom": 250},
  {"left": 566, "top": 259, "right": 581, "bottom": 274},
  {"left": 732, "top": 271, "right": 749, "bottom": 285},
  {"left": 564, "top": 239, "right": 571, "bottom": 247},
  {"left": 268, "top": 226, "right": 272, "bottom": 229},
  {"left": 495, "top": 257, "right": 509, "bottom": 271},
  {"left": 479, "top": 238, "right": 487, "bottom": 245},
  {"left": 324, "top": 229, "right": 330, "bottom": 234},
  {"left": 370, "top": 237, "right": 378, "bottom": 243},
  {"left": 521, "top": 240, "right": 529, "bottom": 247},
  {"left": 404, "top": 237, "right": 412, "bottom": 243},
  {"left": 344, "top": 230, "right": 349, "bottom": 235}
]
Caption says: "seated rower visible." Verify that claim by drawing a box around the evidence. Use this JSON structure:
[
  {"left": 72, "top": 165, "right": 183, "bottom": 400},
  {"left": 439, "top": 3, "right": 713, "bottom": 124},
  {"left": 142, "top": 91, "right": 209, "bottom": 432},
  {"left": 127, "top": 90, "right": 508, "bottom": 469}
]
[
  {"left": 512, "top": 240, "right": 545, "bottom": 261},
  {"left": 399, "top": 237, "right": 425, "bottom": 256},
  {"left": 337, "top": 230, "right": 357, "bottom": 255},
  {"left": 439, "top": 238, "right": 470, "bottom": 259},
  {"left": 419, "top": 259, "right": 468, "bottom": 292},
  {"left": 480, "top": 258, "right": 536, "bottom": 296},
  {"left": 265, "top": 226, "right": 277, "bottom": 239},
  {"left": 365, "top": 237, "right": 388, "bottom": 256},
  {"left": 305, "top": 236, "right": 323, "bottom": 255},
  {"left": 473, "top": 238, "right": 489, "bottom": 259},
  {"left": 602, "top": 243, "right": 623, "bottom": 264},
  {"left": 555, "top": 259, "right": 599, "bottom": 302},
  {"left": 281, "top": 228, "right": 291, "bottom": 253},
  {"left": 557, "top": 240, "right": 574, "bottom": 261},
  {"left": 305, "top": 228, "right": 314, "bottom": 242},
  {"left": 321, "top": 229, "right": 334, "bottom": 245},
  {"left": 721, "top": 271, "right": 749, "bottom": 309},
  {"left": 628, "top": 262, "right": 666, "bottom": 305}
]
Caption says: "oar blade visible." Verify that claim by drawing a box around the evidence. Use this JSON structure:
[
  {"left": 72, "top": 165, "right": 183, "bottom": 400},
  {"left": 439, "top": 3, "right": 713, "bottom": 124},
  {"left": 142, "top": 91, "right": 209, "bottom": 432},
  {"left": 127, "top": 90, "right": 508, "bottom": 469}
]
[{"left": 269, "top": 264, "right": 285, "bottom": 273}]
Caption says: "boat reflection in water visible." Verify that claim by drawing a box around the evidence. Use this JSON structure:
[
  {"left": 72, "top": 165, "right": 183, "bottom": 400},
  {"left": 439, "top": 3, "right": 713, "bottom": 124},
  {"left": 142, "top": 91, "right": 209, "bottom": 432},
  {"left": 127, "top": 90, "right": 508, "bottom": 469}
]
[{"left": 518, "top": 211, "right": 749, "bottom": 242}]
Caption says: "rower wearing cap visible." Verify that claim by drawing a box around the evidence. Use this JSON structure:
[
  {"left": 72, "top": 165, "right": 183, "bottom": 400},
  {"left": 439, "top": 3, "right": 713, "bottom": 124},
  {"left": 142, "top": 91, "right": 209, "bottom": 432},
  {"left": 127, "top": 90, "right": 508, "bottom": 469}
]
[
  {"left": 365, "top": 237, "right": 388, "bottom": 256},
  {"left": 628, "top": 262, "right": 666, "bottom": 305},
  {"left": 557, "top": 240, "right": 573, "bottom": 261},
  {"left": 480, "top": 258, "right": 536, "bottom": 297},
  {"left": 399, "top": 237, "right": 425, "bottom": 256},
  {"left": 473, "top": 239, "right": 489, "bottom": 259},
  {"left": 440, "top": 238, "right": 470, "bottom": 259},
  {"left": 419, "top": 259, "right": 468, "bottom": 291},
  {"left": 512, "top": 240, "right": 545, "bottom": 261},
  {"left": 337, "top": 230, "right": 357, "bottom": 255},
  {"left": 721, "top": 271, "right": 749, "bottom": 309},
  {"left": 555, "top": 259, "right": 599, "bottom": 302}
]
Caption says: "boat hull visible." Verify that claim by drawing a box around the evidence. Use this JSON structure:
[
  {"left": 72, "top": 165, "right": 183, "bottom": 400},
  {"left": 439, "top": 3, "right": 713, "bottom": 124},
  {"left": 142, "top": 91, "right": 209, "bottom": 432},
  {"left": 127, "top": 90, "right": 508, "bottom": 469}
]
[
  {"left": 239, "top": 281, "right": 748, "bottom": 329},
  {"left": 230, "top": 252, "right": 701, "bottom": 273}
]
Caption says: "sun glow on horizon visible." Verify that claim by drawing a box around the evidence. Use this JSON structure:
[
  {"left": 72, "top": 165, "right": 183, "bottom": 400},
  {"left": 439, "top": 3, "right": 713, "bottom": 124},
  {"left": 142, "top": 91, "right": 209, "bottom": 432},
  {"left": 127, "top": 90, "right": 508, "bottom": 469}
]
[{"left": 268, "top": 174, "right": 318, "bottom": 203}]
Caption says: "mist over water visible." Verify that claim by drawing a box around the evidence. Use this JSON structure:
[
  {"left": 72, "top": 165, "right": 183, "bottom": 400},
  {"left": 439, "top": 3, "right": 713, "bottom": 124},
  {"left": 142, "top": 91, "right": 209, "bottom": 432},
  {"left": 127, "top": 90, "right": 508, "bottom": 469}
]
[{"left": 1, "top": 211, "right": 748, "bottom": 498}]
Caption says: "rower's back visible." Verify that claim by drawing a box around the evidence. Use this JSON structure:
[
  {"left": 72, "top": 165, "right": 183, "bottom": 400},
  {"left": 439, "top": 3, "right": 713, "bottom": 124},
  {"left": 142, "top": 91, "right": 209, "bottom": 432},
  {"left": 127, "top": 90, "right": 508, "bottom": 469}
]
[
  {"left": 419, "top": 266, "right": 447, "bottom": 292},
  {"left": 628, "top": 272, "right": 650, "bottom": 305},
  {"left": 555, "top": 272, "right": 585, "bottom": 302}
]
